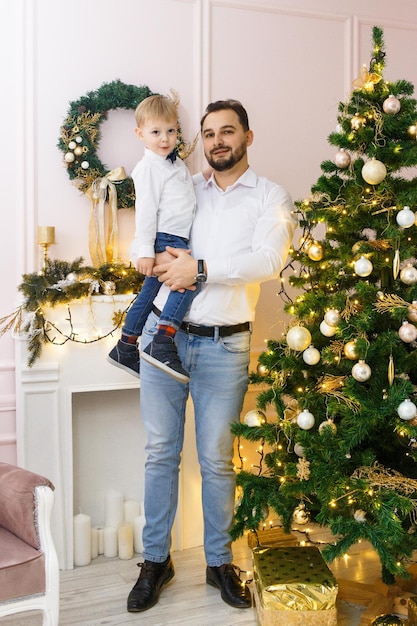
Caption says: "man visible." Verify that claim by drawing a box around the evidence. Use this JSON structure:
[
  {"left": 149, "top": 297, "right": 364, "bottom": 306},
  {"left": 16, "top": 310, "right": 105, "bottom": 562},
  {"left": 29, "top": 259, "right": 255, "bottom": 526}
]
[{"left": 127, "top": 99, "right": 296, "bottom": 612}]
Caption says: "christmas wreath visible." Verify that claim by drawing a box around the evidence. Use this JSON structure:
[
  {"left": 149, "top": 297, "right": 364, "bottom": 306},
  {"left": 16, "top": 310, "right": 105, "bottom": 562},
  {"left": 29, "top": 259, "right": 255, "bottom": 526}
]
[{"left": 58, "top": 80, "right": 156, "bottom": 209}]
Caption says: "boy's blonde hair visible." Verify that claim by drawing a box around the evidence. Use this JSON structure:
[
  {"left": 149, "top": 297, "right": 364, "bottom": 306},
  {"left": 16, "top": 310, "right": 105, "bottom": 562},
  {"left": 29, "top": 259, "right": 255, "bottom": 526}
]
[{"left": 135, "top": 95, "right": 178, "bottom": 127}]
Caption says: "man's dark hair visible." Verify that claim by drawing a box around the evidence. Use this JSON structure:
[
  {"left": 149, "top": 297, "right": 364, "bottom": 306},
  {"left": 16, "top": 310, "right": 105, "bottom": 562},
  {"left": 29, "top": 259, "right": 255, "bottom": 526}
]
[{"left": 200, "top": 99, "right": 250, "bottom": 132}]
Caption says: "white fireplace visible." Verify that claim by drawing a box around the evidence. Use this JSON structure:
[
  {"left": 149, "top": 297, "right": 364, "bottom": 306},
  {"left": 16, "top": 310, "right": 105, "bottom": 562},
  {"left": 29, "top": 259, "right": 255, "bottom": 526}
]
[{"left": 15, "top": 295, "right": 203, "bottom": 569}]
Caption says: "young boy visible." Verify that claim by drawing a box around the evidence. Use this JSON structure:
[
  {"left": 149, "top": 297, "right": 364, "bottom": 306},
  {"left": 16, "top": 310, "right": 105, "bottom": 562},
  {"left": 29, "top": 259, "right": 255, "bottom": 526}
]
[{"left": 107, "top": 95, "right": 197, "bottom": 383}]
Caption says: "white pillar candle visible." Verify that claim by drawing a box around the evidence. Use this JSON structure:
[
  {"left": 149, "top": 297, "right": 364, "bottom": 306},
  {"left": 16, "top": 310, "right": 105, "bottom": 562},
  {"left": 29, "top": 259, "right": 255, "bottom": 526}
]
[
  {"left": 73, "top": 513, "right": 91, "bottom": 567},
  {"left": 124, "top": 499, "right": 140, "bottom": 524},
  {"left": 118, "top": 522, "right": 134, "bottom": 560},
  {"left": 105, "top": 490, "right": 124, "bottom": 528},
  {"left": 133, "top": 514, "right": 146, "bottom": 554},
  {"left": 91, "top": 527, "right": 99, "bottom": 559},
  {"left": 97, "top": 527, "right": 105, "bottom": 555},
  {"left": 103, "top": 526, "right": 118, "bottom": 558}
]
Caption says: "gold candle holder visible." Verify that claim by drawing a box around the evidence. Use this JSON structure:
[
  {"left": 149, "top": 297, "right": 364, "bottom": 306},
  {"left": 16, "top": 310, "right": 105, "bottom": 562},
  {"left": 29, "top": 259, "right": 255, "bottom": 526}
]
[{"left": 37, "top": 226, "right": 55, "bottom": 270}]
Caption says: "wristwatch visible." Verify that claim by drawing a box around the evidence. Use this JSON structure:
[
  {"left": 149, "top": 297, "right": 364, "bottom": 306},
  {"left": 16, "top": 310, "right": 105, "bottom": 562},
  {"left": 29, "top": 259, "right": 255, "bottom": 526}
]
[{"left": 195, "top": 259, "right": 207, "bottom": 283}]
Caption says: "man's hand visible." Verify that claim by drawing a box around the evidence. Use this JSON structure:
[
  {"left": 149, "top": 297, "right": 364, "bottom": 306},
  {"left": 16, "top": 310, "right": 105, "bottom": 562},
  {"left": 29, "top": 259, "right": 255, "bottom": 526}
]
[
  {"left": 136, "top": 257, "right": 155, "bottom": 277},
  {"left": 154, "top": 246, "right": 197, "bottom": 292}
]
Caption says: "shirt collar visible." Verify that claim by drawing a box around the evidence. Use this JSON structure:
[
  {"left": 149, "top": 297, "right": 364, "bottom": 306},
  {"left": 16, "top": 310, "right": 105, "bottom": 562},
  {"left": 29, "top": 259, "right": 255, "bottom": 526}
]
[{"left": 205, "top": 167, "right": 257, "bottom": 191}]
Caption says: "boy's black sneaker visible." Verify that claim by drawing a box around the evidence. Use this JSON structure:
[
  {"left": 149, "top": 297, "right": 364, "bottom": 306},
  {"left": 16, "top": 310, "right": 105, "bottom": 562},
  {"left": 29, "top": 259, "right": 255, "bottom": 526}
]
[
  {"left": 107, "top": 340, "right": 140, "bottom": 378},
  {"left": 141, "top": 336, "right": 189, "bottom": 383}
]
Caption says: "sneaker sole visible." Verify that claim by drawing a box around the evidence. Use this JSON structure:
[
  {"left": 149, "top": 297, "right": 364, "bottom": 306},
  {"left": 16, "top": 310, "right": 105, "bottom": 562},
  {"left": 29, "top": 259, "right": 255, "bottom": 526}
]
[
  {"left": 106, "top": 355, "right": 140, "bottom": 379},
  {"left": 141, "top": 351, "right": 189, "bottom": 383}
]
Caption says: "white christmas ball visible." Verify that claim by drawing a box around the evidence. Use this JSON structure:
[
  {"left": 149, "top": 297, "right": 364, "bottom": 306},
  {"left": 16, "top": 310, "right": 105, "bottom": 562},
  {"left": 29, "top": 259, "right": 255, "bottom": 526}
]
[
  {"left": 81, "top": 161, "right": 90, "bottom": 170},
  {"left": 297, "top": 409, "right": 315, "bottom": 430},
  {"left": 286, "top": 326, "right": 312, "bottom": 351},
  {"left": 68, "top": 141, "right": 77, "bottom": 150},
  {"left": 66, "top": 272, "right": 78, "bottom": 284},
  {"left": 354, "top": 256, "right": 373, "bottom": 277},
  {"left": 396, "top": 206, "right": 415, "bottom": 228},
  {"left": 64, "top": 151, "right": 75, "bottom": 163},
  {"left": 324, "top": 309, "right": 341, "bottom": 327},
  {"left": 383, "top": 94, "right": 401, "bottom": 114},
  {"left": 302, "top": 345, "right": 321, "bottom": 365},
  {"left": 243, "top": 410, "right": 265, "bottom": 427},
  {"left": 318, "top": 420, "right": 337, "bottom": 435},
  {"left": 361, "top": 159, "right": 387, "bottom": 185},
  {"left": 351, "top": 360, "right": 371, "bottom": 382},
  {"left": 320, "top": 320, "right": 337, "bottom": 337},
  {"left": 397, "top": 398, "right": 417, "bottom": 421},
  {"left": 294, "top": 443, "right": 305, "bottom": 457},
  {"left": 400, "top": 264, "right": 417, "bottom": 285},
  {"left": 398, "top": 321, "right": 417, "bottom": 343},
  {"left": 75, "top": 135, "right": 83, "bottom": 143},
  {"left": 334, "top": 149, "right": 351, "bottom": 169}
]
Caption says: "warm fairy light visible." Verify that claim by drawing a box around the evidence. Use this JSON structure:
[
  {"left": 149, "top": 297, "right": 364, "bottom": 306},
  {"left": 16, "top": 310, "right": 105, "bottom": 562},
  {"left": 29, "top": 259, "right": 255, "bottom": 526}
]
[
  {"left": 368, "top": 489, "right": 374, "bottom": 496},
  {"left": 277, "top": 444, "right": 283, "bottom": 450},
  {"left": 297, "top": 387, "right": 304, "bottom": 392},
  {"left": 330, "top": 500, "right": 337, "bottom": 508},
  {"left": 385, "top": 257, "right": 389, "bottom": 263},
  {"left": 280, "top": 477, "right": 285, "bottom": 483}
]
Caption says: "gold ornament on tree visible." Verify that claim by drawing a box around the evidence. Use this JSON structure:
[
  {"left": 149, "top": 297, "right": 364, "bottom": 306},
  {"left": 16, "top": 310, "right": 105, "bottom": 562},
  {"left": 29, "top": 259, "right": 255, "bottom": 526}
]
[
  {"left": 307, "top": 241, "right": 324, "bottom": 261},
  {"left": 388, "top": 355, "right": 395, "bottom": 386},
  {"left": 361, "top": 158, "right": 387, "bottom": 185}
]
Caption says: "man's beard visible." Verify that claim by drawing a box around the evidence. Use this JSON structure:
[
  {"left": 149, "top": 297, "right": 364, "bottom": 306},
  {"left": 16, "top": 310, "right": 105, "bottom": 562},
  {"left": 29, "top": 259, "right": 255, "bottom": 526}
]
[{"left": 206, "top": 141, "right": 246, "bottom": 171}]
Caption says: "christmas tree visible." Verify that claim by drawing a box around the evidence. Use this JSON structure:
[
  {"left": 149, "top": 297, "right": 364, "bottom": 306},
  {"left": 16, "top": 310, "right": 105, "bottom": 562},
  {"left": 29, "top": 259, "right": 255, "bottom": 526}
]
[{"left": 231, "top": 26, "right": 417, "bottom": 585}]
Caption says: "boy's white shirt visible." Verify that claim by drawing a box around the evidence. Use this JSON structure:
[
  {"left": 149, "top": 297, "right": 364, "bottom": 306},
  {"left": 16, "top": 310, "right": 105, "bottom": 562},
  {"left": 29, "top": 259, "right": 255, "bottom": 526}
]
[{"left": 129, "top": 148, "right": 196, "bottom": 262}]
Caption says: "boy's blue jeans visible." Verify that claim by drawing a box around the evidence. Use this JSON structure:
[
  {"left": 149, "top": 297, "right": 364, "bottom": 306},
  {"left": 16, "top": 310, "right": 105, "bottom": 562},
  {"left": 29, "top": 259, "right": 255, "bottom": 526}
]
[{"left": 123, "top": 232, "right": 197, "bottom": 337}]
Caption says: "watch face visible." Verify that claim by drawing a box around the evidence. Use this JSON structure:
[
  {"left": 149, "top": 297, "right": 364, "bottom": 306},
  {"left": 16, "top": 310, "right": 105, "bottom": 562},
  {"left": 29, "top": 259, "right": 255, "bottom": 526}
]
[{"left": 196, "top": 273, "right": 207, "bottom": 283}]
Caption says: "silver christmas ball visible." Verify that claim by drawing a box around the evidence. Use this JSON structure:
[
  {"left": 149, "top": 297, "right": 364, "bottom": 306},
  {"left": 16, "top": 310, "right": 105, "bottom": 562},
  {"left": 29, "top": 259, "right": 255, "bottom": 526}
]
[
  {"left": 351, "top": 360, "right": 371, "bottom": 382},
  {"left": 396, "top": 205, "right": 415, "bottom": 228},
  {"left": 398, "top": 321, "right": 417, "bottom": 343},
  {"left": 334, "top": 149, "right": 351, "bottom": 168},
  {"left": 354, "top": 255, "right": 373, "bottom": 277},
  {"left": 243, "top": 410, "right": 266, "bottom": 427},
  {"left": 324, "top": 309, "right": 341, "bottom": 327},
  {"left": 400, "top": 264, "right": 417, "bottom": 285},
  {"left": 297, "top": 409, "right": 315, "bottom": 430},
  {"left": 294, "top": 443, "right": 305, "bottom": 457},
  {"left": 320, "top": 320, "right": 337, "bottom": 337},
  {"left": 383, "top": 94, "right": 401, "bottom": 114},
  {"left": 302, "top": 345, "right": 321, "bottom": 365},
  {"left": 397, "top": 398, "right": 417, "bottom": 421}
]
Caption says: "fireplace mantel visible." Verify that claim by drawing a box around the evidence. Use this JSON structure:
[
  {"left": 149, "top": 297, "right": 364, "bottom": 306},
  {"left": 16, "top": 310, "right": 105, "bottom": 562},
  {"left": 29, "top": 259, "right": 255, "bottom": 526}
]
[{"left": 14, "top": 295, "right": 203, "bottom": 569}]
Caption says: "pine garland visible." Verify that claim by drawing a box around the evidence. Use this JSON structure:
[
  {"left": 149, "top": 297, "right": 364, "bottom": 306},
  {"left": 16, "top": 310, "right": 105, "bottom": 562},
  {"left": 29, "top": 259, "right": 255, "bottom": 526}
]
[{"left": 1, "top": 258, "right": 144, "bottom": 366}]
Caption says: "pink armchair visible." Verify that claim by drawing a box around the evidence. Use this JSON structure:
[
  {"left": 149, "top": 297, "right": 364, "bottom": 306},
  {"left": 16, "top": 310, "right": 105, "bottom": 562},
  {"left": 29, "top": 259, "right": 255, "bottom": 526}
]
[{"left": 0, "top": 462, "right": 59, "bottom": 625}]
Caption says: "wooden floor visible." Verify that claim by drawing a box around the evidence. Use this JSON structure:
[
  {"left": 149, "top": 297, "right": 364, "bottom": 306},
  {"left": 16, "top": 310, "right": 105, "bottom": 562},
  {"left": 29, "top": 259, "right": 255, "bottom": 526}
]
[{"left": 1, "top": 525, "right": 414, "bottom": 625}]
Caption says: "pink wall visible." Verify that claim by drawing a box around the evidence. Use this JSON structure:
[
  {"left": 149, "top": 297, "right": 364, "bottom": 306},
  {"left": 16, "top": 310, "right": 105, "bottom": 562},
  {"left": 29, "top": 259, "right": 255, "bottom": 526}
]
[{"left": 2, "top": 0, "right": 417, "bottom": 461}]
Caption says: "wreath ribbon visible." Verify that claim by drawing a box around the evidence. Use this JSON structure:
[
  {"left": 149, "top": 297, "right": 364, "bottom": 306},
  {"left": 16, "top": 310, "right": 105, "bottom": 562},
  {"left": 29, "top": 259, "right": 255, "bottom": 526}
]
[{"left": 86, "top": 166, "right": 126, "bottom": 266}]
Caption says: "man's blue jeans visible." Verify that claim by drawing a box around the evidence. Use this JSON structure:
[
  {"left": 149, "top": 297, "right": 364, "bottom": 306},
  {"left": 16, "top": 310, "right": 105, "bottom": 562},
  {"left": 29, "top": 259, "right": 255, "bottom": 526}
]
[{"left": 139, "top": 311, "right": 250, "bottom": 566}]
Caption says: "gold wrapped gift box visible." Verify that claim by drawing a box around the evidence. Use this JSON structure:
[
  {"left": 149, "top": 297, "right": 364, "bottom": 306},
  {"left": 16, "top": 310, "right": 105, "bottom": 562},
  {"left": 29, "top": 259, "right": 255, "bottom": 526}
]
[{"left": 252, "top": 546, "right": 338, "bottom": 626}]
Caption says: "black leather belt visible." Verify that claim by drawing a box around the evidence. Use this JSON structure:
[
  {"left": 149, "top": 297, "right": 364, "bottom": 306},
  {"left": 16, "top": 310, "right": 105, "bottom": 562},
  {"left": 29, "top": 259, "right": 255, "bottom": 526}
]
[{"left": 151, "top": 306, "right": 250, "bottom": 338}]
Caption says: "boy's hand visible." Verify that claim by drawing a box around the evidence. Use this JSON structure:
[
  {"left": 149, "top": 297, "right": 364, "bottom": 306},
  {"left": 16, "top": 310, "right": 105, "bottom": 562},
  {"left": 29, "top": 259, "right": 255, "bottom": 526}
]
[{"left": 136, "top": 257, "right": 155, "bottom": 277}]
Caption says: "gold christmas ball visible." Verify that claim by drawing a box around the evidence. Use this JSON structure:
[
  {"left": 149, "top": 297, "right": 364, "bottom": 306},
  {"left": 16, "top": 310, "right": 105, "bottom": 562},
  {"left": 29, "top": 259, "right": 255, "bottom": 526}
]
[
  {"left": 361, "top": 159, "right": 387, "bottom": 185},
  {"left": 307, "top": 242, "right": 324, "bottom": 261},
  {"left": 351, "top": 114, "right": 365, "bottom": 130},
  {"left": 286, "top": 326, "right": 312, "bottom": 351},
  {"left": 370, "top": 615, "right": 404, "bottom": 626},
  {"left": 344, "top": 340, "right": 359, "bottom": 360},
  {"left": 408, "top": 301, "right": 417, "bottom": 323},
  {"left": 257, "top": 363, "right": 268, "bottom": 376},
  {"left": 318, "top": 419, "right": 337, "bottom": 435},
  {"left": 74, "top": 146, "right": 84, "bottom": 156},
  {"left": 407, "top": 124, "right": 417, "bottom": 137}
]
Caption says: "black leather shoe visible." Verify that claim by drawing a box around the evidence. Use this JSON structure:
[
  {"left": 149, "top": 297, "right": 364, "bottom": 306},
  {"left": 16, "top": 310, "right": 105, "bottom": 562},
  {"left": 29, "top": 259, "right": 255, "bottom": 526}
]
[
  {"left": 127, "top": 557, "right": 174, "bottom": 612},
  {"left": 206, "top": 563, "right": 252, "bottom": 609}
]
